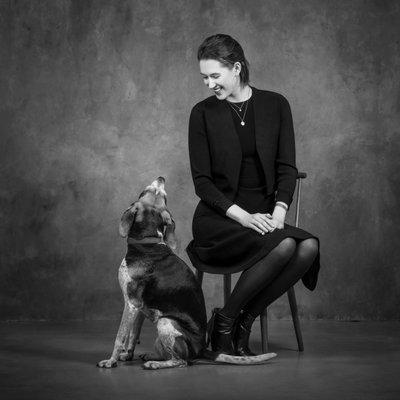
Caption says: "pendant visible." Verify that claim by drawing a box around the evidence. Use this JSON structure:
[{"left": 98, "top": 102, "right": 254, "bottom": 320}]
[{"left": 241, "top": 121, "right": 245, "bottom": 126}]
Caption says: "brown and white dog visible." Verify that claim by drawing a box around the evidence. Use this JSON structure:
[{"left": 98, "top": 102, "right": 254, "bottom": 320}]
[{"left": 97, "top": 177, "right": 277, "bottom": 369}]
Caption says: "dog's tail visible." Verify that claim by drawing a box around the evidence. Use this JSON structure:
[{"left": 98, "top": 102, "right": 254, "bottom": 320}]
[{"left": 190, "top": 349, "right": 277, "bottom": 365}]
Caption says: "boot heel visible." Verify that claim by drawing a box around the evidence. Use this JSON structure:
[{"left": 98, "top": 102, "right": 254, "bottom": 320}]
[{"left": 207, "top": 308, "right": 236, "bottom": 355}]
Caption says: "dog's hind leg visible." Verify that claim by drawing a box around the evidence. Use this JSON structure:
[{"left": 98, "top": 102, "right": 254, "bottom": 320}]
[
  {"left": 142, "top": 337, "right": 188, "bottom": 370},
  {"left": 142, "top": 318, "right": 188, "bottom": 370},
  {"left": 119, "top": 311, "right": 145, "bottom": 361},
  {"left": 97, "top": 303, "right": 139, "bottom": 368},
  {"left": 139, "top": 337, "right": 166, "bottom": 362}
]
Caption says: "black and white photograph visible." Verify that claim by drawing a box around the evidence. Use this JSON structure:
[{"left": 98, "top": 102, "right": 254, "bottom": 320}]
[{"left": 0, "top": 1, "right": 399, "bottom": 399}]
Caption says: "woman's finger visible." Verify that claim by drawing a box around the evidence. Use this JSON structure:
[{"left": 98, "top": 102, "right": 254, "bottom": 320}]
[
  {"left": 260, "top": 219, "right": 274, "bottom": 232},
  {"left": 257, "top": 215, "right": 276, "bottom": 230},
  {"left": 250, "top": 222, "right": 268, "bottom": 235},
  {"left": 253, "top": 220, "right": 270, "bottom": 234}
]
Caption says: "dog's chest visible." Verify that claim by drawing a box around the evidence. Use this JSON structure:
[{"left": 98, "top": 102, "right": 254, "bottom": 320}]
[
  {"left": 119, "top": 259, "right": 154, "bottom": 305},
  {"left": 121, "top": 259, "right": 172, "bottom": 319}
]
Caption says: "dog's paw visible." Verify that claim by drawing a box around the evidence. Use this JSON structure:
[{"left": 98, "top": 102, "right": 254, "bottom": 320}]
[
  {"left": 97, "top": 358, "right": 117, "bottom": 368},
  {"left": 142, "top": 361, "right": 160, "bottom": 370},
  {"left": 118, "top": 351, "right": 133, "bottom": 362}
]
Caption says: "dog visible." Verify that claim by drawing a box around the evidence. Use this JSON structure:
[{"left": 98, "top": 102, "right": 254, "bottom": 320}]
[{"left": 97, "top": 177, "right": 277, "bottom": 369}]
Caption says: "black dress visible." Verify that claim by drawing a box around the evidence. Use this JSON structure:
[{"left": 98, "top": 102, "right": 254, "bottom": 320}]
[{"left": 186, "top": 95, "right": 320, "bottom": 291}]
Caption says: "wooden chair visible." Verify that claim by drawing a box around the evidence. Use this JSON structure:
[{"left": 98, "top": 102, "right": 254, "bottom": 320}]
[{"left": 194, "top": 172, "right": 307, "bottom": 352}]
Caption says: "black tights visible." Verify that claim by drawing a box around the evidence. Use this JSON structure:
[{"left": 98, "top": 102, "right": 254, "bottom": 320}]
[{"left": 221, "top": 237, "right": 319, "bottom": 319}]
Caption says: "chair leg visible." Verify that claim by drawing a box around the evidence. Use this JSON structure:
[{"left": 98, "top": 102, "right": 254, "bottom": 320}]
[
  {"left": 196, "top": 270, "right": 204, "bottom": 286},
  {"left": 260, "top": 309, "right": 268, "bottom": 353},
  {"left": 223, "top": 274, "right": 231, "bottom": 305},
  {"left": 287, "top": 286, "right": 304, "bottom": 352},
  {"left": 290, "top": 175, "right": 305, "bottom": 351}
]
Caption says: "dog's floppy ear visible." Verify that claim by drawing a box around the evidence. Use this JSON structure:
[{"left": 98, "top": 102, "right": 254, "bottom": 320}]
[
  {"left": 119, "top": 202, "right": 140, "bottom": 237},
  {"left": 161, "top": 209, "right": 178, "bottom": 250}
]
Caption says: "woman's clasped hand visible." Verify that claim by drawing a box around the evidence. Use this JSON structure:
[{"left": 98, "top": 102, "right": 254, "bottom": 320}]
[{"left": 240, "top": 212, "right": 284, "bottom": 235}]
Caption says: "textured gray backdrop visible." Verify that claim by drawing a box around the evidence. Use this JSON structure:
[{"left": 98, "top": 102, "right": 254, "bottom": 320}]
[{"left": 1, "top": 0, "right": 399, "bottom": 321}]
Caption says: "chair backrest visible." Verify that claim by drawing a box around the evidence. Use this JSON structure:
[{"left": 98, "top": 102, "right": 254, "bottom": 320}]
[{"left": 294, "top": 172, "right": 307, "bottom": 228}]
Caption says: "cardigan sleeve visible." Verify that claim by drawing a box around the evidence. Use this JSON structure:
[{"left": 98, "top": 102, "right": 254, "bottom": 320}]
[
  {"left": 188, "top": 104, "right": 234, "bottom": 215},
  {"left": 274, "top": 95, "right": 298, "bottom": 208}
]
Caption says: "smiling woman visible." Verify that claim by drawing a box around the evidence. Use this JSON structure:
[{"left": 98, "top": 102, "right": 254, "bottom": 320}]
[
  {"left": 200, "top": 59, "right": 252, "bottom": 105},
  {"left": 186, "top": 34, "right": 321, "bottom": 357},
  {"left": 198, "top": 36, "right": 250, "bottom": 101}
]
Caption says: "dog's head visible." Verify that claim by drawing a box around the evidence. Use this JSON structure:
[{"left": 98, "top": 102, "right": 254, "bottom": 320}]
[{"left": 119, "top": 177, "right": 177, "bottom": 249}]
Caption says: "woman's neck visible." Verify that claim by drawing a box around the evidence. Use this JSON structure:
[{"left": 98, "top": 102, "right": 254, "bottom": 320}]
[{"left": 226, "top": 84, "right": 252, "bottom": 103}]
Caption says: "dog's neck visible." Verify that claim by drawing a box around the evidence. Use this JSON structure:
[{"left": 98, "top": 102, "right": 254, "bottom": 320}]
[{"left": 127, "top": 237, "right": 166, "bottom": 246}]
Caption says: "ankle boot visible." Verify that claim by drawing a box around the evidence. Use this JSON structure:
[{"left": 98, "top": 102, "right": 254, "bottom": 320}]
[
  {"left": 234, "top": 310, "right": 256, "bottom": 356},
  {"left": 207, "top": 308, "right": 236, "bottom": 355}
]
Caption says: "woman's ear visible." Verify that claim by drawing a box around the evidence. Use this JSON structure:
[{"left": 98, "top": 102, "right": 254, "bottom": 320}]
[
  {"left": 161, "top": 209, "right": 178, "bottom": 250},
  {"left": 233, "top": 61, "right": 241, "bottom": 75},
  {"left": 119, "top": 202, "right": 140, "bottom": 237}
]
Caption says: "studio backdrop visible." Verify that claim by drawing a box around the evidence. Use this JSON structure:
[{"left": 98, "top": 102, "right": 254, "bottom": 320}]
[{"left": 1, "top": 0, "right": 399, "bottom": 321}]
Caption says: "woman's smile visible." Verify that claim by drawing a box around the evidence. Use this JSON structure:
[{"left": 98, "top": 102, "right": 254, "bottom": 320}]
[{"left": 213, "top": 85, "right": 222, "bottom": 94}]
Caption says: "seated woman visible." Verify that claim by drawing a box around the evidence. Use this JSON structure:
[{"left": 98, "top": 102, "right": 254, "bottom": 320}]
[{"left": 186, "top": 34, "right": 321, "bottom": 356}]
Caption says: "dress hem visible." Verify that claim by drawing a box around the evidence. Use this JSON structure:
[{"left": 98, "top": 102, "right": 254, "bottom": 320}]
[{"left": 186, "top": 229, "right": 321, "bottom": 291}]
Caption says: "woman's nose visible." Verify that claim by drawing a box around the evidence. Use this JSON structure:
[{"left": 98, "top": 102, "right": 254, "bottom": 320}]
[{"left": 207, "top": 79, "right": 216, "bottom": 89}]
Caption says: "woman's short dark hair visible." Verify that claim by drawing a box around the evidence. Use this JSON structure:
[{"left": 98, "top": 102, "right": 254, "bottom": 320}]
[{"left": 197, "top": 34, "right": 250, "bottom": 85}]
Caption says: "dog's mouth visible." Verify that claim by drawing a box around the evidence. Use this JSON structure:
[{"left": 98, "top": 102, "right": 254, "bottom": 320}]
[
  {"left": 147, "top": 177, "right": 166, "bottom": 194},
  {"left": 139, "top": 177, "right": 167, "bottom": 207}
]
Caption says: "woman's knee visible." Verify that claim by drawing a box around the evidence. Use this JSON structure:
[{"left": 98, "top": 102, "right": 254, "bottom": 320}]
[
  {"left": 275, "top": 238, "right": 296, "bottom": 261},
  {"left": 298, "top": 238, "right": 318, "bottom": 261}
]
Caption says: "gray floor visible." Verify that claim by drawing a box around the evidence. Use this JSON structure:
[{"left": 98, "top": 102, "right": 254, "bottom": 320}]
[{"left": 0, "top": 319, "right": 399, "bottom": 400}]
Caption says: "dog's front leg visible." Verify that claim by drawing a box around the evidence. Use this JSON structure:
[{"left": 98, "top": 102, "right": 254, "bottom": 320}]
[
  {"left": 119, "top": 311, "right": 145, "bottom": 361},
  {"left": 97, "top": 302, "right": 138, "bottom": 368}
]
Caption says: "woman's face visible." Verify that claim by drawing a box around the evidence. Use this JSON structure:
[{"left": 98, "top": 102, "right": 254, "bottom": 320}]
[{"left": 199, "top": 59, "right": 241, "bottom": 100}]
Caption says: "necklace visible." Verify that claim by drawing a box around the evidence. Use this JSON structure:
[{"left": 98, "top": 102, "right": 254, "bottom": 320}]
[
  {"left": 228, "top": 98, "right": 249, "bottom": 126},
  {"left": 229, "top": 100, "right": 246, "bottom": 112},
  {"left": 227, "top": 87, "right": 252, "bottom": 126}
]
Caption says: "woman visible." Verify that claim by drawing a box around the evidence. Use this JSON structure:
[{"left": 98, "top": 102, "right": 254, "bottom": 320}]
[{"left": 186, "top": 34, "right": 321, "bottom": 356}]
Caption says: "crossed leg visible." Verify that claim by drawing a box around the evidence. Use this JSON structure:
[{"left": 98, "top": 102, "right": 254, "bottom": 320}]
[
  {"left": 244, "top": 238, "right": 319, "bottom": 317},
  {"left": 220, "top": 238, "right": 318, "bottom": 320},
  {"left": 221, "top": 238, "right": 297, "bottom": 318}
]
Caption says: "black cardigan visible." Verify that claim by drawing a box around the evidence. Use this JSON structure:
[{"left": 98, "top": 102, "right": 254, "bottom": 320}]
[{"left": 188, "top": 87, "right": 298, "bottom": 215}]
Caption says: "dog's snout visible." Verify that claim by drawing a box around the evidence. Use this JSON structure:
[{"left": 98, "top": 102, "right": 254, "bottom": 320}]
[{"left": 150, "top": 177, "right": 165, "bottom": 191}]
